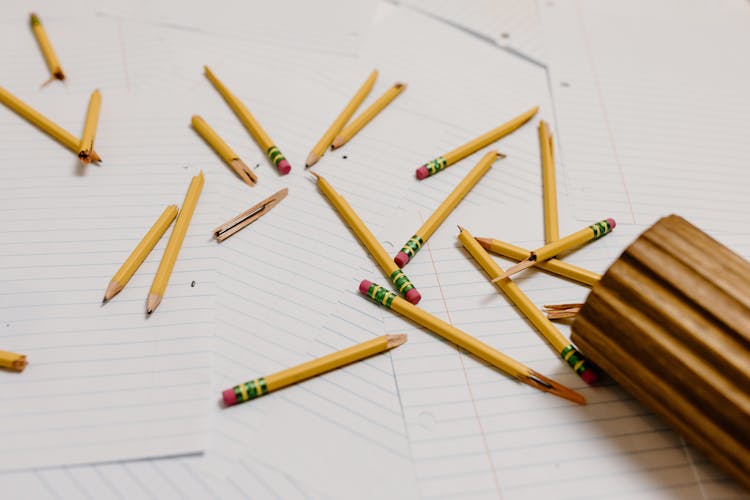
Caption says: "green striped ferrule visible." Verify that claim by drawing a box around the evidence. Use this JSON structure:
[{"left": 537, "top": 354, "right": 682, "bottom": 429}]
[
  {"left": 232, "top": 377, "right": 269, "bottom": 403},
  {"left": 400, "top": 234, "right": 424, "bottom": 259},
  {"left": 561, "top": 345, "right": 588, "bottom": 376},
  {"left": 30, "top": 14, "right": 41, "bottom": 26},
  {"left": 589, "top": 219, "right": 613, "bottom": 240},
  {"left": 425, "top": 156, "right": 447, "bottom": 176},
  {"left": 266, "top": 145, "right": 286, "bottom": 167},
  {"left": 366, "top": 282, "right": 397, "bottom": 309},
  {"left": 390, "top": 269, "right": 416, "bottom": 296}
]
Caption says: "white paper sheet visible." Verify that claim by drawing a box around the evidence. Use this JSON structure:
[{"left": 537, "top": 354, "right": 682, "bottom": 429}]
[
  {"left": 538, "top": 0, "right": 750, "bottom": 246},
  {"left": 0, "top": 89, "right": 220, "bottom": 469}
]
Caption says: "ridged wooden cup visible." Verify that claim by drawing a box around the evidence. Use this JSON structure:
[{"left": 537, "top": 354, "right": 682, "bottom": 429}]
[{"left": 571, "top": 215, "right": 750, "bottom": 491}]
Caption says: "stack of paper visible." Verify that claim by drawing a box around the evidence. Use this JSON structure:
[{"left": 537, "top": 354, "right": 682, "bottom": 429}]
[{"left": 0, "top": 0, "right": 748, "bottom": 498}]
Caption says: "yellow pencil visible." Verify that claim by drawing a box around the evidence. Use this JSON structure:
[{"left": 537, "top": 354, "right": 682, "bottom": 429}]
[
  {"left": 78, "top": 89, "right": 101, "bottom": 165},
  {"left": 0, "top": 349, "right": 27, "bottom": 372},
  {"left": 416, "top": 106, "right": 538, "bottom": 179},
  {"left": 147, "top": 172, "right": 204, "bottom": 314},
  {"left": 331, "top": 82, "right": 406, "bottom": 149},
  {"left": 30, "top": 13, "right": 65, "bottom": 85},
  {"left": 305, "top": 69, "right": 378, "bottom": 167},
  {"left": 311, "top": 171, "right": 422, "bottom": 304},
  {"left": 0, "top": 86, "right": 101, "bottom": 161},
  {"left": 395, "top": 150, "right": 503, "bottom": 267},
  {"left": 103, "top": 205, "right": 178, "bottom": 303},
  {"left": 222, "top": 334, "right": 407, "bottom": 406},
  {"left": 191, "top": 115, "right": 257, "bottom": 186},
  {"left": 475, "top": 237, "right": 601, "bottom": 286},
  {"left": 493, "top": 218, "right": 616, "bottom": 280},
  {"left": 458, "top": 226, "right": 597, "bottom": 384},
  {"left": 359, "top": 280, "right": 585, "bottom": 404},
  {"left": 204, "top": 66, "right": 291, "bottom": 175},
  {"left": 539, "top": 120, "right": 558, "bottom": 243}
]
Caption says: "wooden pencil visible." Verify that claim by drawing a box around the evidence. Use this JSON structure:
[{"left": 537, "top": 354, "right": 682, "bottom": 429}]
[
  {"left": 539, "top": 120, "right": 558, "bottom": 243},
  {"left": 78, "top": 89, "right": 101, "bottom": 165},
  {"left": 475, "top": 237, "right": 601, "bottom": 286},
  {"left": 0, "top": 349, "right": 27, "bottom": 372},
  {"left": 494, "top": 218, "right": 616, "bottom": 280},
  {"left": 458, "top": 226, "right": 597, "bottom": 384},
  {"left": 204, "top": 66, "right": 290, "bottom": 175},
  {"left": 222, "top": 334, "right": 407, "bottom": 406},
  {"left": 213, "top": 188, "right": 287, "bottom": 242},
  {"left": 30, "top": 13, "right": 65, "bottom": 85},
  {"left": 147, "top": 172, "right": 204, "bottom": 314},
  {"left": 359, "top": 279, "right": 585, "bottom": 404},
  {"left": 0, "top": 86, "right": 101, "bottom": 161},
  {"left": 103, "top": 205, "right": 178, "bottom": 303},
  {"left": 306, "top": 69, "right": 378, "bottom": 167},
  {"left": 415, "top": 106, "right": 538, "bottom": 179},
  {"left": 311, "top": 171, "right": 421, "bottom": 304},
  {"left": 395, "top": 150, "right": 502, "bottom": 267},
  {"left": 191, "top": 115, "right": 257, "bottom": 186},
  {"left": 331, "top": 82, "right": 406, "bottom": 149}
]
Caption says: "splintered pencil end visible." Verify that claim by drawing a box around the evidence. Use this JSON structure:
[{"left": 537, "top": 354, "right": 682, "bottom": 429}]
[
  {"left": 386, "top": 334, "right": 408, "bottom": 348},
  {"left": 230, "top": 158, "right": 257, "bottom": 186},
  {"left": 13, "top": 355, "right": 28, "bottom": 372},
  {"left": 146, "top": 293, "right": 162, "bottom": 315},
  {"left": 525, "top": 370, "right": 586, "bottom": 405},
  {"left": 542, "top": 303, "right": 583, "bottom": 320},
  {"left": 457, "top": 225, "right": 466, "bottom": 232},
  {"left": 305, "top": 152, "right": 320, "bottom": 168},
  {"left": 492, "top": 258, "right": 535, "bottom": 282},
  {"left": 308, "top": 171, "right": 321, "bottom": 181}
]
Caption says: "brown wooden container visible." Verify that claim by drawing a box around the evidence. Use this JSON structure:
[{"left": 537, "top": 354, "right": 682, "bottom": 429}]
[{"left": 571, "top": 215, "right": 750, "bottom": 491}]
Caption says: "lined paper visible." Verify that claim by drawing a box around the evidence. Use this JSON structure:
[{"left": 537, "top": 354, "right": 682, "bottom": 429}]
[
  {"left": 396, "top": 0, "right": 546, "bottom": 64},
  {"left": 539, "top": 0, "right": 750, "bottom": 243},
  {"left": 0, "top": 89, "right": 220, "bottom": 469}
]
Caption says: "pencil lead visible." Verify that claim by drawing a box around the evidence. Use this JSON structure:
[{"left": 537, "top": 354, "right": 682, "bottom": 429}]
[
  {"left": 497, "top": 151, "right": 507, "bottom": 158},
  {"left": 457, "top": 225, "right": 466, "bottom": 232}
]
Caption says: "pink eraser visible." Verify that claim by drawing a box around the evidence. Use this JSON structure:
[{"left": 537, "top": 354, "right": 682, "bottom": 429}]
[
  {"left": 606, "top": 218, "right": 616, "bottom": 230},
  {"left": 222, "top": 388, "right": 237, "bottom": 406},
  {"left": 415, "top": 165, "right": 429, "bottom": 180},
  {"left": 394, "top": 251, "right": 409, "bottom": 268},
  {"left": 580, "top": 367, "right": 599, "bottom": 385},
  {"left": 359, "top": 280, "right": 372, "bottom": 294},
  {"left": 277, "top": 159, "right": 291, "bottom": 175},
  {"left": 405, "top": 288, "right": 421, "bottom": 304}
]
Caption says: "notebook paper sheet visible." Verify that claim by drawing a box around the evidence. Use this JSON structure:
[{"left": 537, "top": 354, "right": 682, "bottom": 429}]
[
  {"left": 0, "top": 89, "right": 220, "bottom": 469},
  {"left": 538, "top": 0, "right": 750, "bottom": 246}
]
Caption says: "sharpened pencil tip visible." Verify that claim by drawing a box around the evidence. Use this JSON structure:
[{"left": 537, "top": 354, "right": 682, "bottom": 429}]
[
  {"left": 386, "top": 334, "right": 408, "bottom": 348},
  {"left": 305, "top": 152, "right": 320, "bottom": 168},
  {"left": 457, "top": 225, "right": 466, "bottom": 232}
]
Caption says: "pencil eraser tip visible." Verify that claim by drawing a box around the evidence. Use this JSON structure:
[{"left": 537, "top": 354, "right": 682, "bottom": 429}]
[
  {"left": 415, "top": 166, "right": 429, "bottom": 180},
  {"left": 222, "top": 389, "right": 237, "bottom": 406},
  {"left": 607, "top": 218, "right": 616, "bottom": 230},
  {"left": 394, "top": 252, "right": 409, "bottom": 267},
  {"left": 359, "top": 280, "right": 372, "bottom": 294},
  {"left": 581, "top": 367, "right": 599, "bottom": 385},
  {"left": 405, "top": 288, "right": 421, "bottom": 304},
  {"left": 277, "top": 159, "right": 291, "bottom": 175}
]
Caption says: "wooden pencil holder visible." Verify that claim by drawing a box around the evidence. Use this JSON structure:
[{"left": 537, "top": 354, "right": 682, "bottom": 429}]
[{"left": 571, "top": 215, "right": 750, "bottom": 491}]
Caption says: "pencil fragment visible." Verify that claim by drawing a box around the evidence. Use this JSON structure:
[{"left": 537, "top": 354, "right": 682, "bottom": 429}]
[
  {"left": 30, "top": 13, "right": 65, "bottom": 85},
  {"left": 78, "top": 89, "right": 102, "bottom": 164},
  {"left": 0, "top": 349, "right": 28, "bottom": 372}
]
